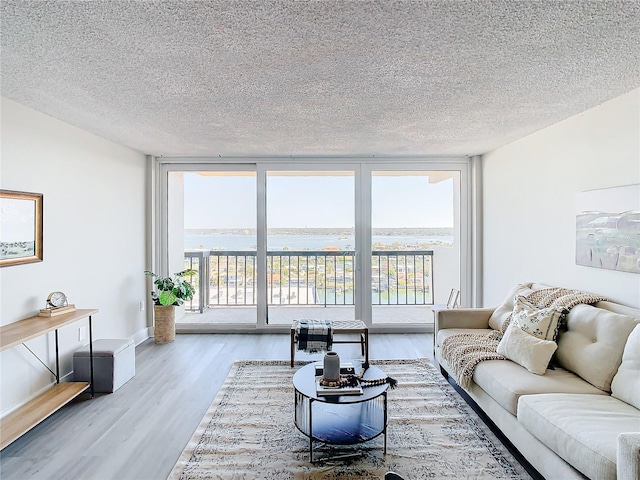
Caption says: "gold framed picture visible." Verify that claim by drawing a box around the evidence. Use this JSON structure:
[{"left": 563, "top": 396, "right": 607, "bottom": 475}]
[{"left": 0, "top": 190, "right": 43, "bottom": 267}]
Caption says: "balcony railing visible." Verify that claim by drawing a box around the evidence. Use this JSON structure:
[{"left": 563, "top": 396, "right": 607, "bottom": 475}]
[{"left": 184, "top": 250, "right": 433, "bottom": 313}]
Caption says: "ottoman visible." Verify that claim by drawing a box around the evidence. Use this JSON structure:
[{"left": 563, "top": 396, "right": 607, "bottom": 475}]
[{"left": 74, "top": 338, "right": 135, "bottom": 393}]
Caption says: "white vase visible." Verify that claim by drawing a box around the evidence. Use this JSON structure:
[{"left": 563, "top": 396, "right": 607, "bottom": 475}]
[{"left": 323, "top": 351, "right": 340, "bottom": 382}]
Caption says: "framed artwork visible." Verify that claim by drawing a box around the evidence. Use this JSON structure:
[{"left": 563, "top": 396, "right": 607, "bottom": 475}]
[
  {"left": 576, "top": 184, "right": 639, "bottom": 274},
  {"left": 0, "top": 190, "right": 43, "bottom": 267}
]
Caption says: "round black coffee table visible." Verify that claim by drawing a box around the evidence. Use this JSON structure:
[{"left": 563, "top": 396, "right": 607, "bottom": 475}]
[{"left": 293, "top": 362, "right": 389, "bottom": 462}]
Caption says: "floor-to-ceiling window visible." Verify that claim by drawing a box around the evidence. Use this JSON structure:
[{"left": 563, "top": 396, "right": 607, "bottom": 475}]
[
  {"left": 368, "top": 169, "right": 460, "bottom": 325},
  {"left": 157, "top": 158, "right": 468, "bottom": 332},
  {"left": 167, "top": 168, "right": 258, "bottom": 326},
  {"left": 265, "top": 168, "right": 357, "bottom": 325}
]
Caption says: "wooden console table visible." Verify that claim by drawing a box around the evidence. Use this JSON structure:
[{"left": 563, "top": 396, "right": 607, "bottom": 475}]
[{"left": 0, "top": 308, "right": 98, "bottom": 450}]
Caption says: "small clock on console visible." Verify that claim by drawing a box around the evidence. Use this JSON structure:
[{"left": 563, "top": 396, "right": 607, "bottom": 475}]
[{"left": 46, "top": 291, "right": 68, "bottom": 309}]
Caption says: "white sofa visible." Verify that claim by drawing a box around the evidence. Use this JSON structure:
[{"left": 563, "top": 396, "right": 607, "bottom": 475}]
[{"left": 434, "top": 283, "right": 640, "bottom": 480}]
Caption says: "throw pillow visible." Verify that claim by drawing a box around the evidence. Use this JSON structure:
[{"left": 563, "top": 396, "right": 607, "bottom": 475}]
[
  {"left": 609, "top": 324, "right": 640, "bottom": 408},
  {"left": 488, "top": 283, "right": 534, "bottom": 331},
  {"left": 556, "top": 304, "right": 638, "bottom": 392},
  {"left": 511, "top": 295, "right": 564, "bottom": 341},
  {"left": 497, "top": 323, "right": 558, "bottom": 375}
]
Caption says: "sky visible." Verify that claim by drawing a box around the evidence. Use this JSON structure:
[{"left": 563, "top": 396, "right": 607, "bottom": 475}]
[{"left": 181, "top": 171, "right": 455, "bottom": 229}]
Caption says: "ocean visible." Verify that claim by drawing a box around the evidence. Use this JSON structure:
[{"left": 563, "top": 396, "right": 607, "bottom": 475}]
[{"left": 184, "top": 233, "right": 453, "bottom": 251}]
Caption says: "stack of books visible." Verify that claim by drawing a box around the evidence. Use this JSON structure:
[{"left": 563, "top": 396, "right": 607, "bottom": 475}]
[
  {"left": 314, "top": 361, "right": 356, "bottom": 376},
  {"left": 315, "top": 362, "right": 363, "bottom": 396},
  {"left": 38, "top": 305, "right": 76, "bottom": 317}
]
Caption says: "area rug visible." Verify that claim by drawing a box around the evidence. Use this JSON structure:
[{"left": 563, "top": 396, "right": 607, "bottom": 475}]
[{"left": 169, "top": 359, "right": 532, "bottom": 480}]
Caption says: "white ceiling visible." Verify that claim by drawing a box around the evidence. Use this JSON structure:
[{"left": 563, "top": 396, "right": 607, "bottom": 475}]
[{"left": 1, "top": 1, "right": 639, "bottom": 157}]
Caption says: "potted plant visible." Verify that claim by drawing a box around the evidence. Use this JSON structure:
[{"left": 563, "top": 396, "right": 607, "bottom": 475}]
[{"left": 145, "top": 269, "right": 196, "bottom": 343}]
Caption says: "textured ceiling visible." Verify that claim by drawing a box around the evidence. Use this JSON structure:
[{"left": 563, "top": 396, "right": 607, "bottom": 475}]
[{"left": 1, "top": 1, "right": 639, "bottom": 157}]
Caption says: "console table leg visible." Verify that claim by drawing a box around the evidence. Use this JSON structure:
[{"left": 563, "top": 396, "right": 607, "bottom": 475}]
[
  {"left": 89, "top": 316, "right": 94, "bottom": 398},
  {"left": 54, "top": 330, "right": 60, "bottom": 383}
]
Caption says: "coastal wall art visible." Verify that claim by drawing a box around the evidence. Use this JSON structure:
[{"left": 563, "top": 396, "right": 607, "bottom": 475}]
[
  {"left": 0, "top": 190, "right": 43, "bottom": 267},
  {"left": 576, "top": 184, "right": 640, "bottom": 274}
]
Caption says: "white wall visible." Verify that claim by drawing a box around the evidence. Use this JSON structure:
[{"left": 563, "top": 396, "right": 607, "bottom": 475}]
[
  {"left": 0, "top": 98, "right": 148, "bottom": 416},
  {"left": 483, "top": 89, "right": 640, "bottom": 308}
]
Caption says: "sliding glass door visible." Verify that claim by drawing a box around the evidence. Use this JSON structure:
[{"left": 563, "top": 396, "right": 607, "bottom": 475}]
[
  {"left": 264, "top": 168, "right": 357, "bottom": 325},
  {"left": 158, "top": 158, "right": 468, "bottom": 331},
  {"left": 367, "top": 169, "right": 460, "bottom": 325},
  {"left": 167, "top": 168, "right": 258, "bottom": 326}
]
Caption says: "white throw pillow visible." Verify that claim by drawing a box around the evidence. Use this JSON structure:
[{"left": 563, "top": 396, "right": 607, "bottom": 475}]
[
  {"left": 611, "top": 324, "right": 640, "bottom": 409},
  {"left": 511, "top": 295, "right": 564, "bottom": 341},
  {"left": 497, "top": 323, "right": 558, "bottom": 375}
]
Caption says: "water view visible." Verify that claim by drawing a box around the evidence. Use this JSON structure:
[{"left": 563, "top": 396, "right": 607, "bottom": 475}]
[{"left": 185, "top": 228, "right": 453, "bottom": 251}]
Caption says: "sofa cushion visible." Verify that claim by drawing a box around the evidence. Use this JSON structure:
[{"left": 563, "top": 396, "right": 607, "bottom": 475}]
[
  {"left": 556, "top": 304, "right": 639, "bottom": 392},
  {"left": 488, "top": 283, "right": 534, "bottom": 331},
  {"left": 472, "top": 360, "right": 606, "bottom": 415},
  {"left": 611, "top": 324, "right": 640, "bottom": 409},
  {"left": 512, "top": 295, "right": 563, "bottom": 341},
  {"left": 618, "top": 432, "right": 640, "bottom": 480},
  {"left": 517, "top": 393, "right": 640, "bottom": 480},
  {"left": 497, "top": 323, "right": 557, "bottom": 375}
]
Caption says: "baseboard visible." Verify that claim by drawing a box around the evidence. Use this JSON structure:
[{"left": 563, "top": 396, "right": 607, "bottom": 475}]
[
  {"left": 0, "top": 379, "right": 60, "bottom": 420},
  {"left": 440, "top": 368, "right": 545, "bottom": 480},
  {"left": 133, "top": 327, "right": 153, "bottom": 346}
]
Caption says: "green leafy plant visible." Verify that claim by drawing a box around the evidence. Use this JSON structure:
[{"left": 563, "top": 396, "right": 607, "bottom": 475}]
[{"left": 145, "top": 269, "right": 197, "bottom": 306}]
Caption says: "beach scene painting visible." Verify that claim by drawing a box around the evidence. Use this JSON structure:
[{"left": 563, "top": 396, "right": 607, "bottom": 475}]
[
  {"left": 0, "top": 190, "right": 43, "bottom": 267},
  {"left": 576, "top": 184, "right": 640, "bottom": 274}
]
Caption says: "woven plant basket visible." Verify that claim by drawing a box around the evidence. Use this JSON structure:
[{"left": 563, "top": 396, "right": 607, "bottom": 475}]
[{"left": 154, "top": 305, "right": 176, "bottom": 344}]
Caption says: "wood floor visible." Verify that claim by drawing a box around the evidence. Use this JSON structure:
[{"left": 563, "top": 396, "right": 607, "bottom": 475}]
[{"left": 0, "top": 333, "right": 434, "bottom": 480}]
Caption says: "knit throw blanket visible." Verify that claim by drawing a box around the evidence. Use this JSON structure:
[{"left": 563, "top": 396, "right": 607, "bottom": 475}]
[
  {"left": 501, "top": 288, "right": 608, "bottom": 332},
  {"left": 440, "top": 330, "right": 505, "bottom": 390},
  {"left": 295, "top": 319, "right": 333, "bottom": 353},
  {"left": 440, "top": 288, "right": 607, "bottom": 390}
]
